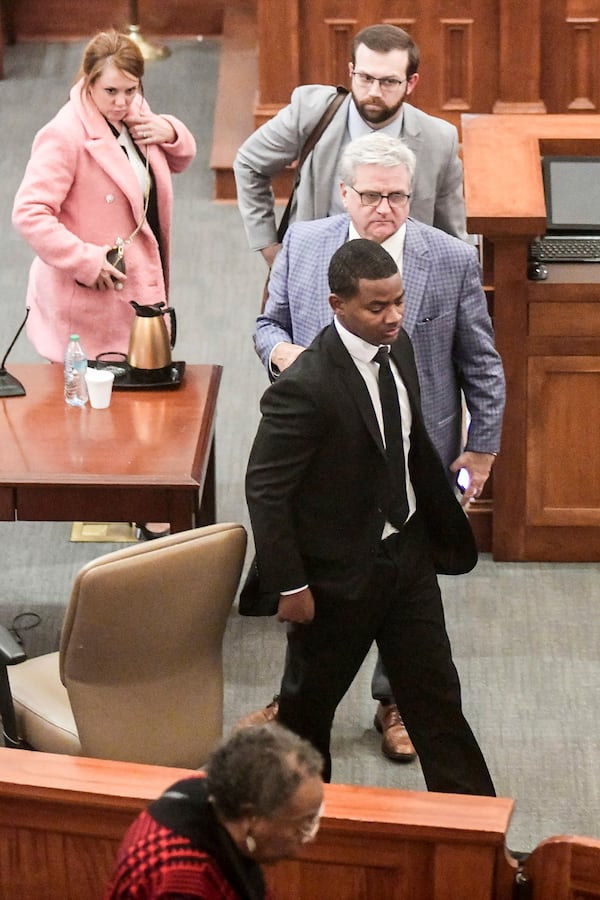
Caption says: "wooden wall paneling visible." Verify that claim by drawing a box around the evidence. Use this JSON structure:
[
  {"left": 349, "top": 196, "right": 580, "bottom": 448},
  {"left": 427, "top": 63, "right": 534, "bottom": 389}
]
[
  {"left": 6, "top": 1, "right": 225, "bottom": 39},
  {"left": 384, "top": 4, "right": 443, "bottom": 123},
  {"left": 440, "top": 19, "right": 473, "bottom": 111},
  {"left": 256, "top": 0, "right": 299, "bottom": 119},
  {"left": 322, "top": 18, "right": 356, "bottom": 87},
  {"left": 494, "top": 0, "right": 546, "bottom": 113},
  {"left": 384, "top": 2, "right": 499, "bottom": 131},
  {"left": 252, "top": 1, "right": 584, "bottom": 128},
  {"left": 295, "top": 1, "right": 358, "bottom": 87},
  {"left": 539, "top": 0, "right": 565, "bottom": 113},
  {"left": 299, "top": 9, "right": 420, "bottom": 95},
  {"left": 15, "top": 1, "right": 600, "bottom": 125},
  {"left": 566, "top": 17, "right": 599, "bottom": 110},
  {"left": 527, "top": 354, "right": 600, "bottom": 526},
  {"left": 382, "top": 17, "right": 417, "bottom": 31}
]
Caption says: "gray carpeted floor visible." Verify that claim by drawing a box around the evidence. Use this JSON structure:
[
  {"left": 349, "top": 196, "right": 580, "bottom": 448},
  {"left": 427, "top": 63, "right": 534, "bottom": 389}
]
[{"left": 1, "top": 39, "right": 599, "bottom": 854}]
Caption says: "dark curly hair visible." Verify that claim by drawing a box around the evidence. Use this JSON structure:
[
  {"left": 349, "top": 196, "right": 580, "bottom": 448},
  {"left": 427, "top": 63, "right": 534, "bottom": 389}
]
[
  {"left": 206, "top": 724, "right": 323, "bottom": 821},
  {"left": 328, "top": 239, "right": 398, "bottom": 299}
]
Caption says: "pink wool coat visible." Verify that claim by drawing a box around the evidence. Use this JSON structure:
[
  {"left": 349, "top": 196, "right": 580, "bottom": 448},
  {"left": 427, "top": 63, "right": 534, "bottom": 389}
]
[{"left": 12, "top": 80, "right": 196, "bottom": 362}]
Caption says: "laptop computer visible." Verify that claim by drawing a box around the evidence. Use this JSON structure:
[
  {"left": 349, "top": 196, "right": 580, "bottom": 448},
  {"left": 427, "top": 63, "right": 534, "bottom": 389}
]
[{"left": 529, "top": 156, "right": 600, "bottom": 262}]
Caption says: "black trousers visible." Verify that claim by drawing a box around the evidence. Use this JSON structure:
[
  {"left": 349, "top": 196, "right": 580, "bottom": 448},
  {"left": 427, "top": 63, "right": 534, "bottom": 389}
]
[{"left": 276, "top": 514, "right": 495, "bottom": 795}]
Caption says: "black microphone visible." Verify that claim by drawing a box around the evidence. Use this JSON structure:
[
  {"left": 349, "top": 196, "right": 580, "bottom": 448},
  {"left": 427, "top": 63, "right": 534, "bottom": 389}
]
[{"left": 0, "top": 308, "right": 30, "bottom": 398}]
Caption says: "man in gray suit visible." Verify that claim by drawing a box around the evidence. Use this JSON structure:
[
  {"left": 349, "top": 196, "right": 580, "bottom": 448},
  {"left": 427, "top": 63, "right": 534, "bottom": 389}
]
[
  {"left": 234, "top": 23, "right": 467, "bottom": 267},
  {"left": 239, "top": 133, "right": 506, "bottom": 763}
]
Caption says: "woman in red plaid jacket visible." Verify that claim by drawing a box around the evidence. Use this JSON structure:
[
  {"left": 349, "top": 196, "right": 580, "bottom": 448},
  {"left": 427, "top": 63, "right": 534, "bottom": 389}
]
[{"left": 106, "top": 725, "right": 324, "bottom": 900}]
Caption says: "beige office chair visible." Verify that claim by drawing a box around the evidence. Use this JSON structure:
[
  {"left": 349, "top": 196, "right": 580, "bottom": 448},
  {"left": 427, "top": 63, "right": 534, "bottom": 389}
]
[{"left": 0, "top": 523, "right": 247, "bottom": 768}]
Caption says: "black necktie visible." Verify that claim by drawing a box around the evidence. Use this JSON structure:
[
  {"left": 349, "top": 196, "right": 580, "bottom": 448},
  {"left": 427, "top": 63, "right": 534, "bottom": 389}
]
[{"left": 373, "top": 347, "right": 409, "bottom": 527}]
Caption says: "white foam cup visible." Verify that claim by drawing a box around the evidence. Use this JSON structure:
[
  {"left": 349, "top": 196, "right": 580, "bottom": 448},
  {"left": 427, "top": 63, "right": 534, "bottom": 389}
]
[{"left": 84, "top": 367, "right": 115, "bottom": 409}]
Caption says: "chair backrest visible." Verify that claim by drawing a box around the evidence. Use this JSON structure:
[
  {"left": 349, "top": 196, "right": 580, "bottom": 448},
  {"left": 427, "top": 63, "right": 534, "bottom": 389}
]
[{"left": 59, "top": 523, "right": 247, "bottom": 768}]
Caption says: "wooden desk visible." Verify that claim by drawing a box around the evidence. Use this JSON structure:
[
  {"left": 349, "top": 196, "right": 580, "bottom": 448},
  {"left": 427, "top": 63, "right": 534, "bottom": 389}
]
[
  {"left": 462, "top": 114, "right": 600, "bottom": 561},
  {"left": 0, "top": 363, "right": 220, "bottom": 532}
]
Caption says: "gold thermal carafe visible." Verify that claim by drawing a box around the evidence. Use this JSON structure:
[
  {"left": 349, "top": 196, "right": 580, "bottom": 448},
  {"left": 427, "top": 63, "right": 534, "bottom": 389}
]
[{"left": 127, "top": 301, "right": 177, "bottom": 382}]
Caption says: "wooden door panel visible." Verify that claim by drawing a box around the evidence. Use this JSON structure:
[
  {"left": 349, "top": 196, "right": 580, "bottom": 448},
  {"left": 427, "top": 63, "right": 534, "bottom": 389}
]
[
  {"left": 527, "top": 357, "right": 600, "bottom": 526},
  {"left": 542, "top": 0, "right": 600, "bottom": 113}
]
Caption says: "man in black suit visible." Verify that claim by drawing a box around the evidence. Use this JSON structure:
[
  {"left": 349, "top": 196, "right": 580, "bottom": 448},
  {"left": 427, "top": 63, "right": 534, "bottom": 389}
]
[{"left": 245, "top": 239, "right": 495, "bottom": 794}]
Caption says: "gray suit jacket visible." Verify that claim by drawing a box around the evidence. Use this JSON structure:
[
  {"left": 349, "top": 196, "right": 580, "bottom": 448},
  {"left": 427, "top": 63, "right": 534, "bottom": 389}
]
[
  {"left": 234, "top": 85, "right": 468, "bottom": 250},
  {"left": 254, "top": 215, "right": 505, "bottom": 474}
]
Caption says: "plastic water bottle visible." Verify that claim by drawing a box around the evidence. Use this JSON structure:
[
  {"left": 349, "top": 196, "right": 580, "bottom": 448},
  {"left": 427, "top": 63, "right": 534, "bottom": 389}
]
[{"left": 64, "top": 334, "right": 88, "bottom": 406}]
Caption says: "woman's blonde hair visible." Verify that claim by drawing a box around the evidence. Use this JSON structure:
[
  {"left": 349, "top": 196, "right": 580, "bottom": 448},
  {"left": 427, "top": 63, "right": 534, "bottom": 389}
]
[{"left": 78, "top": 30, "right": 144, "bottom": 93}]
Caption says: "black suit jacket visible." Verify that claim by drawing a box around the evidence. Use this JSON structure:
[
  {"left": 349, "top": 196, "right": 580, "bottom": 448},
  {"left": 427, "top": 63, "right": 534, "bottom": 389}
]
[{"left": 243, "top": 324, "right": 477, "bottom": 615}]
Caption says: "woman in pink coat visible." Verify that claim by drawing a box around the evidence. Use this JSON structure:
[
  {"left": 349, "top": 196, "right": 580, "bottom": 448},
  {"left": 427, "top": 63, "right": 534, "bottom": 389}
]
[{"left": 12, "top": 30, "right": 196, "bottom": 363}]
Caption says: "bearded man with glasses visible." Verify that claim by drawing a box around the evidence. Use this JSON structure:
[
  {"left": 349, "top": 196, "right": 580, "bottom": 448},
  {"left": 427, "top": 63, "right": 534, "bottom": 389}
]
[
  {"left": 234, "top": 23, "right": 468, "bottom": 269},
  {"left": 237, "top": 133, "right": 505, "bottom": 772}
]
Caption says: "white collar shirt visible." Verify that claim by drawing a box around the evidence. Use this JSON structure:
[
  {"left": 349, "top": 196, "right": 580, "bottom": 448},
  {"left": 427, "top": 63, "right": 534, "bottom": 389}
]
[
  {"left": 348, "top": 221, "right": 406, "bottom": 276},
  {"left": 333, "top": 317, "right": 416, "bottom": 532}
]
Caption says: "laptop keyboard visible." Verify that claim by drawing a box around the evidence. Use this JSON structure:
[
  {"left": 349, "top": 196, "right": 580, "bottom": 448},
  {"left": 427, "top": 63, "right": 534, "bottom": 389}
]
[{"left": 530, "top": 235, "right": 600, "bottom": 262}]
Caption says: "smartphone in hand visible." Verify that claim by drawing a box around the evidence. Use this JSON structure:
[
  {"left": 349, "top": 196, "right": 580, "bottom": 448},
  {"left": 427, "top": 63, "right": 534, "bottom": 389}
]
[{"left": 455, "top": 468, "right": 470, "bottom": 494}]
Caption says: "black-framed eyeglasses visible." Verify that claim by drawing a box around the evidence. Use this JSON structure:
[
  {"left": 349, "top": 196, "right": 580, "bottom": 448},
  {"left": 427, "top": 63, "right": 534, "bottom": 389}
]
[
  {"left": 351, "top": 69, "right": 409, "bottom": 91},
  {"left": 349, "top": 187, "right": 411, "bottom": 208}
]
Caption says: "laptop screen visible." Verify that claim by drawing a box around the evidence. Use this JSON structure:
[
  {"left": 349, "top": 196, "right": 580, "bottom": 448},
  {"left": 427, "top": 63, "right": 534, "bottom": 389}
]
[{"left": 542, "top": 156, "right": 600, "bottom": 234}]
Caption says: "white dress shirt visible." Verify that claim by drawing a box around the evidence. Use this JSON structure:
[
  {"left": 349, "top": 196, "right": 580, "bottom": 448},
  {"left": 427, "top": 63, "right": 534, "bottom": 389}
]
[{"left": 333, "top": 317, "right": 416, "bottom": 533}]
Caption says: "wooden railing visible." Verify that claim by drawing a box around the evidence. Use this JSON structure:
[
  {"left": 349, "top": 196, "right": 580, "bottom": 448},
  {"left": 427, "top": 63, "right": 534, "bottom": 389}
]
[
  {"left": 0, "top": 749, "right": 191, "bottom": 899},
  {"left": 1, "top": 747, "right": 599, "bottom": 899},
  {"left": 264, "top": 781, "right": 517, "bottom": 899},
  {"left": 0, "top": 747, "right": 517, "bottom": 899}
]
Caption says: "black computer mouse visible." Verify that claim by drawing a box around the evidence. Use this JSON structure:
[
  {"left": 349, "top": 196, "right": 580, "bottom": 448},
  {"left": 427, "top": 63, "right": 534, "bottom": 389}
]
[{"left": 527, "top": 261, "right": 549, "bottom": 281}]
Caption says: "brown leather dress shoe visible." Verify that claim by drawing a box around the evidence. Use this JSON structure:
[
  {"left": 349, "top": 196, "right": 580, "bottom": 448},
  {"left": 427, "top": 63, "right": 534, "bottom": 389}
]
[
  {"left": 234, "top": 697, "right": 279, "bottom": 731},
  {"left": 374, "top": 701, "right": 417, "bottom": 762}
]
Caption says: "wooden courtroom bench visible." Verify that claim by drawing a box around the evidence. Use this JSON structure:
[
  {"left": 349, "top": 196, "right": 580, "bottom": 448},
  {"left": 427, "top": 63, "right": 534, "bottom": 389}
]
[
  {"left": 520, "top": 834, "right": 600, "bottom": 899},
  {"left": 3, "top": 747, "right": 600, "bottom": 898},
  {"left": 0, "top": 747, "right": 518, "bottom": 899}
]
